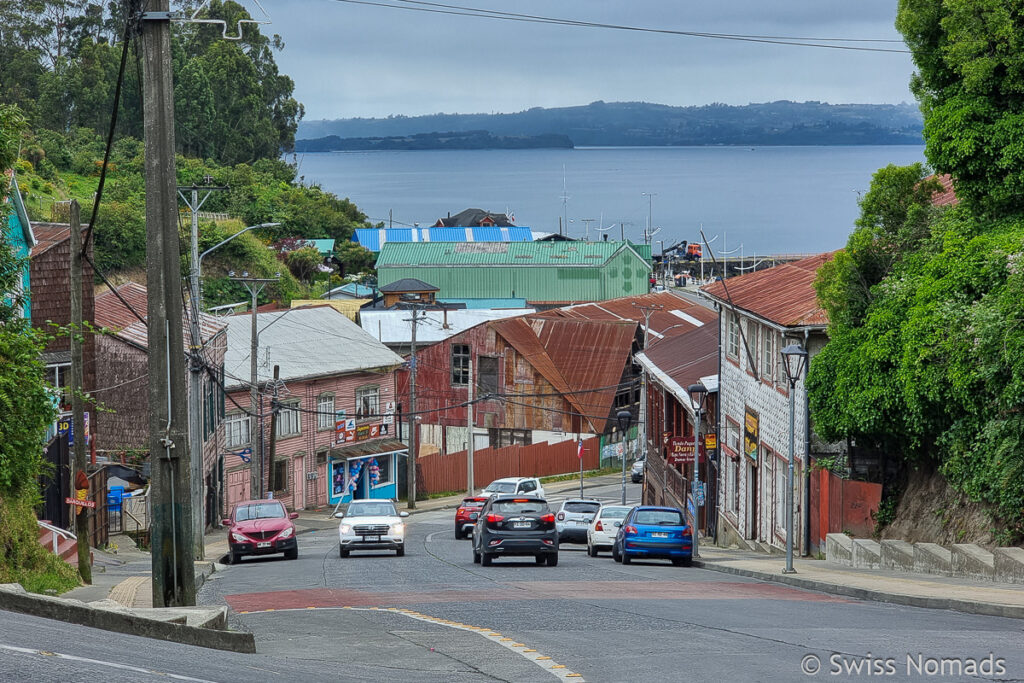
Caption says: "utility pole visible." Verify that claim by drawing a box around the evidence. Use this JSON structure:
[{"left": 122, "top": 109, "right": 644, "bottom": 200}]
[
  {"left": 141, "top": 0, "right": 195, "bottom": 607},
  {"left": 231, "top": 273, "right": 278, "bottom": 500},
  {"left": 178, "top": 181, "right": 227, "bottom": 559},
  {"left": 267, "top": 365, "right": 280, "bottom": 493},
  {"left": 466, "top": 358, "right": 474, "bottom": 496},
  {"left": 69, "top": 201, "right": 91, "bottom": 584},
  {"left": 632, "top": 302, "right": 664, "bottom": 469},
  {"left": 404, "top": 306, "right": 421, "bottom": 508}
]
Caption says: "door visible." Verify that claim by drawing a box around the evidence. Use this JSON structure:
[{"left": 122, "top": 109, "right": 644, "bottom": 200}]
[{"left": 745, "top": 460, "right": 758, "bottom": 540}]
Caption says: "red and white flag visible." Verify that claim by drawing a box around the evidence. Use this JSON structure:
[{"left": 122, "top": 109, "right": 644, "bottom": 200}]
[{"left": 577, "top": 439, "right": 584, "bottom": 460}]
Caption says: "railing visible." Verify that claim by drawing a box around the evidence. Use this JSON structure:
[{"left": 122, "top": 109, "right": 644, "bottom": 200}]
[{"left": 37, "top": 520, "right": 76, "bottom": 554}]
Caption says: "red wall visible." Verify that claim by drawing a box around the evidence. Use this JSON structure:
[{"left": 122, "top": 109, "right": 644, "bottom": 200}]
[{"left": 811, "top": 468, "right": 882, "bottom": 548}]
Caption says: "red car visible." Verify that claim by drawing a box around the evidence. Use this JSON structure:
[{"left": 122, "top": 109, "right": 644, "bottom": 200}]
[
  {"left": 223, "top": 499, "right": 299, "bottom": 564},
  {"left": 455, "top": 496, "right": 489, "bottom": 539}
]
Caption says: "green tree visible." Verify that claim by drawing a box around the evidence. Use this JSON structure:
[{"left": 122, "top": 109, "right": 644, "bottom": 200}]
[{"left": 897, "top": 0, "right": 1024, "bottom": 216}]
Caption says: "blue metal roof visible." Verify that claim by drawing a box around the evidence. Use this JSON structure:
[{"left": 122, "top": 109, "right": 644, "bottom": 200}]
[{"left": 353, "top": 226, "right": 534, "bottom": 252}]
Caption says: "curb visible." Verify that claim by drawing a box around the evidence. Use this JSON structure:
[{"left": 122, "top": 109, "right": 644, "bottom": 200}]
[
  {"left": 0, "top": 584, "right": 256, "bottom": 653},
  {"left": 693, "top": 559, "right": 1024, "bottom": 620}
]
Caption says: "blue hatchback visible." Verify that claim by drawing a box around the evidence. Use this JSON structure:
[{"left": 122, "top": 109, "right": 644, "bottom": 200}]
[{"left": 613, "top": 506, "right": 692, "bottom": 566}]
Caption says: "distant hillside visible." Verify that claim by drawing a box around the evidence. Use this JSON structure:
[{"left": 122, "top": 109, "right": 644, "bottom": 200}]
[
  {"left": 298, "top": 101, "right": 924, "bottom": 148},
  {"left": 294, "top": 130, "right": 573, "bottom": 152}
]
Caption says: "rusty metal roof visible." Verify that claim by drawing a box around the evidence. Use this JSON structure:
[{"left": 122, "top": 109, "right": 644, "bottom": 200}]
[
  {"left": 700, "top": 252, "right": 835, "bottom": 328},
  {"left": 489, "top": 316, "right": 637, "bottom": 433},
  {"left": 95, "top": 282, "right": 226, "bottom": 348},
  {"left": 640, "top": 324, "right": 719, "bottom": 400},
  {"left": 28, "top": 222, "right": 87, "bottom": 258},
  {"left": 535, "top": 292, "right": 716, "bottom": 342}
]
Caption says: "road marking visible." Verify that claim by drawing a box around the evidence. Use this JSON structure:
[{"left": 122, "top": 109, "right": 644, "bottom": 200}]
[{"left": 0, "top": 643, "right": 216, "bottom": 682}]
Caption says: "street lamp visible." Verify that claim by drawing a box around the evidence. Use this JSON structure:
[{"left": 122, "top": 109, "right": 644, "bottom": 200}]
[
  {"left": 617, "top": 409, "right": 632, "bottom": 505},
  {"left": 687, "top": 382, "right": 708, "bottom": 558},
  {"left": 781, "top": 342, "right": 808, "bottom": 574},
  {"left": 197, "top": 222, "right": 280, "bottom": 309}
]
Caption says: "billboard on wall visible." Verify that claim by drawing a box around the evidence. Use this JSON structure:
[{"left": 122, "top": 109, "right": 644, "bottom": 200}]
[
  {"left": 744, "top": 408, "right": 759, "bottom": 462},
  {"left": 667, "top": 436, "right": 704, "bottom": 465},
  {"left": 335, "top": 418, "right": 389, "bottom": 444}
]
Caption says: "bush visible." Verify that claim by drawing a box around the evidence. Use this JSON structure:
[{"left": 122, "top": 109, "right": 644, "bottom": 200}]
[{"left": 0, "top": 492, "right": 80, "bottom": 595}]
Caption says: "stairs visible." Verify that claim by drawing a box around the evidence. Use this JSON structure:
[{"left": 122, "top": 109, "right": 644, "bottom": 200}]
[{"left": 37, "top": 520, "right": 91, "bottom": 567}]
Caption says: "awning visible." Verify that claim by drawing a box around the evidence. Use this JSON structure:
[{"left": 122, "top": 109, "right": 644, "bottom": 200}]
[{"left": 329, "top": 439, "right": 408, "bottom": 460}]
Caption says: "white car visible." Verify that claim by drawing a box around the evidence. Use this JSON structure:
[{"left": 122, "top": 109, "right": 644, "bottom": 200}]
[
  {"left": 587, "top": 504, "right": 632, "bottom": 556},
  {"left": 335, "top": 499, "right": 409, "bottom": 557},
  {"left": 480, "top": 477, "right": 546, "bottom": 500}
]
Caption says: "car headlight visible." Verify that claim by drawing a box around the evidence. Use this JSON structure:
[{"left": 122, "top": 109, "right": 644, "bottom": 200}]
[
  {"left": 339, "top": 524, "right": 351, "bottom": 535},
  {"left": 279, "top": 527, "right": 293, "bottom": 539},
  {"left": 231, "top": 532, "right": 247, "bottom": 543},
  {"left": 390, "top": 522, "right": 404, "bottom": 535}
]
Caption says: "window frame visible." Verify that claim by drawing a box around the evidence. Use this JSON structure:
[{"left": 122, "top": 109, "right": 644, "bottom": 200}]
[
  {"left": 225, "top": 412, "right": 251, "bottom": 448},
  {"left": 317, "top": 393, "right": 335, "bottom": 431},
  {"left": 762, "top": 326, "right": 776, "bottom": 385},
  {"left": 355, "top": 385, "right": 380, "bottom": 421},
  {"left": 726, "top": 312, "right": 739, "bottom": 360},
  {"left": 272, "top": 459, "right": 289, "bottom": 493},
  {"left": 276, "top": 399, "right": 302, "bottom": 438},
  {"left": 477, "top": 355, "right": 499, "bottom": 395},
  {"left": 451, "top": 343, "right": 471, "bottom": 386}
]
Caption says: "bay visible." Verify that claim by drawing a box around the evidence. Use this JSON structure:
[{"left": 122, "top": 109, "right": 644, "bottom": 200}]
[{"left": 293, "top": 145, "right": 926, "bottom": 256}]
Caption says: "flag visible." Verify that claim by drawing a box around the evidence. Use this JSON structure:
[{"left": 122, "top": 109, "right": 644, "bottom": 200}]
[{"left": 577, "top": 439, "right": 584, "bottom": 460}]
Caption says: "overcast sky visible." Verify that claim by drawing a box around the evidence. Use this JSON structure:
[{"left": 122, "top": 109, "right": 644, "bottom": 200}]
[{"left": 261, "top": 0, "right": 916, "bottom": 121}]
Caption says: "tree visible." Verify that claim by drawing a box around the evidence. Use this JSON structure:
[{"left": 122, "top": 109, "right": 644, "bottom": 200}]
[{"left": 897, "top": 0, "right": 1024, "bottom": 216}]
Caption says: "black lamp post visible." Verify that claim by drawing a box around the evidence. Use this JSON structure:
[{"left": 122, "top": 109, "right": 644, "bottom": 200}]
[
  {"left": 687, "top": 382, "right": 708, "bottom": 558},
  {"left": 780, "top": 342, "right": 808, "bottom": 574},
  {"left": 617, "top": 409, "right": 632, "bottom": 505}
]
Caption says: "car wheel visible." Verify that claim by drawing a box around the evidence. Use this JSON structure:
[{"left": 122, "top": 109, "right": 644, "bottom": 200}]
[
  {"left": 587, "top": 544, "right": 596, "bottom": 557},
  {"left": 535, "top": 555, "right": 545, "bottom": 564},
  {"left": 339, "top": 546, "right": 349, "bottom": 558},
  {"left": 455, "top": 525, "right": 462, "bottom": 540},
  {"left": 622, "top": 552, "right": 632, "bottom": 565},
  {"left": 481, "top": 553, "right": 493, "bottom": 566},
  {"left": 473, "top": 548, "right": 481, "bottom": 564},
  {"left": 228, "top": 551, "right": 238, "bottom": 565},
  {"left": 285, "top": 548, "right": 298, "bottom": 560},
  {"left": 396, "top": 546, "right": 405, "bottom": 557},
  {"left": 546, "top": 553, "right": 558, "bottom": 567},
  {"left": 673, "top": 557, "right": 692, "bottom": 567},
  {"left": 612, "top": 543, "right": 621, "bottom": 562}
]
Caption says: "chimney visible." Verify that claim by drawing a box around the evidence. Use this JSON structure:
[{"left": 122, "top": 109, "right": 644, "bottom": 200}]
[{"left": 603, "top": 234, "right": 608, "bottom": 241}]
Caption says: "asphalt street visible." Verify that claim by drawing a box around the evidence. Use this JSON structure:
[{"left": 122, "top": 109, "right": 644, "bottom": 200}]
[{"left": 4, "top": 481, "right": 1024, "bottom": 682}]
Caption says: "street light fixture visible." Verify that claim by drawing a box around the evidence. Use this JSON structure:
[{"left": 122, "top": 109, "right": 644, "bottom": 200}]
[
  {"left": 197, "top": 222, "right": 280, "bottom": 309},
  {"left": 617, "top": 409, "right": 632, "bottom": 505},
  {"left": 780, "top": 342, "right": 808, "bottom": 574},
  {"left": 687, "top": 382, "right": 708, "bottom": 558}
]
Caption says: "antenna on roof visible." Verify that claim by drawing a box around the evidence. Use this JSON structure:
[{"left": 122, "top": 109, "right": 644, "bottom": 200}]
[{"left": 559, "top": 165, "right": 570, "bottom": 236}]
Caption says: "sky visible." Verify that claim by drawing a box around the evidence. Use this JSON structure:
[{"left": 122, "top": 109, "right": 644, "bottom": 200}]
[{"left": 256, "top": 0, "right": 917, "bottom": 121}]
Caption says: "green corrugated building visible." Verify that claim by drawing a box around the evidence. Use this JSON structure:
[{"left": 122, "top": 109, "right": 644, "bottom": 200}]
[{"left": 375, "top": 240, "right": 652, "bottom": 305}]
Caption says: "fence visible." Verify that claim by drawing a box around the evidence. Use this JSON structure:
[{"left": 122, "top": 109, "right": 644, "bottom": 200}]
[
  {"left": 417, "top": 436, "right": 601, "bottom": 495},
  {"left": 810, "top": 468, "right": 882, "bottom": 550}
]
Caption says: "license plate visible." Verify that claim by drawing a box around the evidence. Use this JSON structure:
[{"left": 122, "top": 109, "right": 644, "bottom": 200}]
[
  {"left": 513, "top": 521, "right": 532, "bottom": 529},
  {"left": 651, "top": 532, "right": 669, "bottom": 538},
  {"left": 470, "top": 513, "right": 478, "bottom": 520},
  {"left": 364, "top": 535, "right": 380, "bottom": 541},
  {"left": 257, "top": 541, "right": 271, "bottom": 548}
]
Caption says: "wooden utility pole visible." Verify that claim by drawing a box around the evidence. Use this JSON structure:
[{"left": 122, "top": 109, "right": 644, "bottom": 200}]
[
  {"left": 141, "top": 0, "right": 195, "bottom": 607},
  {"left": 406, "top": 307, "right": 420, "bottom": 509},
  {"left": 466, "top": 358, "right": 474, "bottom": 495},
  {"left": 267, "top": 365, "right": 280, "bottom": 492},
  {"left": 69, "top": 201, "right": 91, "bottom": 584}
]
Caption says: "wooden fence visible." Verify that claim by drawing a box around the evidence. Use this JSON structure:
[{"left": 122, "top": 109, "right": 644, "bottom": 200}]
[
  {"left": 417, "top": 436, "right": 601, "bottom": 495},
  {"left": 810, "top": 468, "right": 882, "bottom": 550}
]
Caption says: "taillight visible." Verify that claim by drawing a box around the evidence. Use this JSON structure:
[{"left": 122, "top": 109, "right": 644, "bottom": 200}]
[
  {"left": 486, "top": 513, "right": 505, "bottom": 524},
  {"left": 556, "top": 512, "right": 565, "bottom": 521},
  {"left": 624, "top": 525, "right": 638, "bottom": 534},
  {"left": 595, "top": 521, "right": 604, "bottom": 531},
  {"left": 457, "top": 507, "right": 465, "bottom": 514},
  {"left": 540, "top": 513, "right": 555, "bottom": 524}
]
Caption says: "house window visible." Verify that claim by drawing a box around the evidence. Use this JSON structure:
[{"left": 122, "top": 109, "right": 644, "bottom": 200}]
[
  {"left": 355, "top": 385, "right": 379, "bottom": 419},
  {"left": 742, "top": 319, "right": 756, "bottom": 374},
  {"left": 762, "top": 327, "right": 776, "bottom": 384},
  {"left": 272, "top": 459, "right": 289, "bottom": 492},
  {"left": 276, "top": 400, "right": 301, "bottom": 437},
  {"left": 46, "top": 363, "right": 72, "bottom": 412},
  {"left": 774, "top": 453, "right": 787, "bottom": 536},
  {"left": 451, "top": 343, "right": 471, "bottom": 386},
  {"left": 478, "top": 356, "right": 498, "bottom": 395},
  {"left": 724, "top": 417, "right": 740, "bottom": 455},
  {"left": 730, "top": 457, "right": 740, "bottom": 514},
  {"left": 374, "top": 455, "right": 392, "bottom": 485},
  {"left": 225, "top": 412, "right": 250, "bottom": 448},
  {"left": 316, "top": 449, "right": 328, "bottom": 466},
  {"left": 317, "top": 393, "right": 335, "bottom": 431},
  {"left": 727, "top": 313, "right": 739, "bottom": 359},
  {"left": 488, "top": 428, "right": 531, "bottom": 449}
]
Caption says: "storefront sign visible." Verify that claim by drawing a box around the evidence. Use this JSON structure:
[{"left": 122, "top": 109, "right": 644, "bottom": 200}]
[
  {"left": 704, "top": 433, "right": 718, "bottom": 450},
  {"left": 744, "top": 408, "right": 759, "bottom": 463},
  {"left": 667, "top": 436, "right": 703, "bottom": 465}
]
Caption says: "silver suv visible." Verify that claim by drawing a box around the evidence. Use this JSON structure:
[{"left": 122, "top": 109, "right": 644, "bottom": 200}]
[
  {"left": 555, "top": 498, "right": 601, "bottom": 543},
  {"left": 630, "top": 457, "right": 645, "bottom": 483}
]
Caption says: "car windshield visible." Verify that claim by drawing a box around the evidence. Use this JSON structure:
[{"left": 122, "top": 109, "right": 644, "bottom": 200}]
[
  {"left": 485, "top": 482, "right": 516, "bottom": 493},
  {"left": 491, "top": 500, "right": 548, "bottom": 514},
  {"left": 562, "top": 502, "right": 600, "bottom": 514},
  {"left": 599, "top": 507, "right": 630, "bottom": 520},
  {"left": 635, "top": 509, "right": 685, "bottom": 526},
  {"left": 235, "top": 502, "right": 286, "bottom": 521},
  {"left": 347, "top": 502, "right": 398, "bottom": 517}
]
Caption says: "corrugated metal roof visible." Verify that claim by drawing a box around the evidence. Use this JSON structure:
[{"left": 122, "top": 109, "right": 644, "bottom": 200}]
[
  {"left": 490, "top": 316, "right": 637, "bottom": 433},
  {"left": 354, "top": 226, "right": 534, "bottom": 251},
  {"left": 361, "top": 308, "right": 534, "bottom": 345},
  {"left": 376, "top": 240, "right": 649, "bottom": 267},
  {"left": 290, "top": 299, "right": 368, "bottom": 321},
  {"left": 636, "top": 324, "right": 719, "bottom": 405},
  {"left": 325, "top": 283, "right": 375, "bottom": 298},
  {"left": 438, "top": 298, "right": 527, "bottom": 309},
  {"left": 223, "top": 306, "right": 404, "bottom": 391},
  {"left": 700, "top": 252, "right": 835, "bottom": 327},
  {"left": 94, "top": 282, "right": 226, "bottom": 349},
  {"left": 29, "top": 222, "right": 90, "bottom": 257},
  {"left": 536, "top": 292, "right": 716, "bottom": 340}
]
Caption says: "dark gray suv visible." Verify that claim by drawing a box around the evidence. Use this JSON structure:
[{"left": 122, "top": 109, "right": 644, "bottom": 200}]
[{"left": 472, "top": 494, "right": 559, "bottom": 566}]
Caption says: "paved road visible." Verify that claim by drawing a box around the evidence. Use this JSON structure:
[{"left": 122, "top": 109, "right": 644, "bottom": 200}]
[{"left": 4, "top": 482, "right": 1023, "bottom": 681}]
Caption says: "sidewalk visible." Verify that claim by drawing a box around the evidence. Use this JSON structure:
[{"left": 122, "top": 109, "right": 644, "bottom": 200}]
[{"left": 694, "top": 545, "right": 1024, "bottom": 619}]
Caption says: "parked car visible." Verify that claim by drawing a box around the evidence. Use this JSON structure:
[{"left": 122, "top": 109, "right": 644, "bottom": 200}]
[
  {"left": 223, "top": 499, "right": 298, "bottom": 564},
  {"left": 630, "top": 458, "right": 645, "bottom": 483},
  {"left": 455, "top": 496, "right": 489, "bottom": 539},
  {"left": 472, "top": 494, "right": 558, "bottom": 566},
  {"left": 555, "top": 498, "right": 601, "bottom": 544},
  {"left": 612, "top": 505, "right": 692, "bottom": 566},
  {"left": 586, "top": 504, "right": 632, "bottom": 556},
  {"left": 335, "top": 499, "right": 409, "bottom": 557},
  {"left": 480, "top": 476, "right": 546, "bottom": 500}
]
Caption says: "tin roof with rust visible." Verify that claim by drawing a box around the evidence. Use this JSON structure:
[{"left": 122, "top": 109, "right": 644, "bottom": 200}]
[
  {"left": 489, "top": 315, "right": 638, "bottom": 433},
  {"left": 95, "top": 282, "right": 226, "bottom": 348},
  {"left": 28, "top": 222, "right": 91, "bottom": 258},
  {"left": 639, "top": 324, "right": 719, "bottom": 400},
  {"left": 700, "top": 252, "right": 834, "bottom": 328},
  {"left": 535, "top": 291, "right": 716, "bottom": 342}
]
